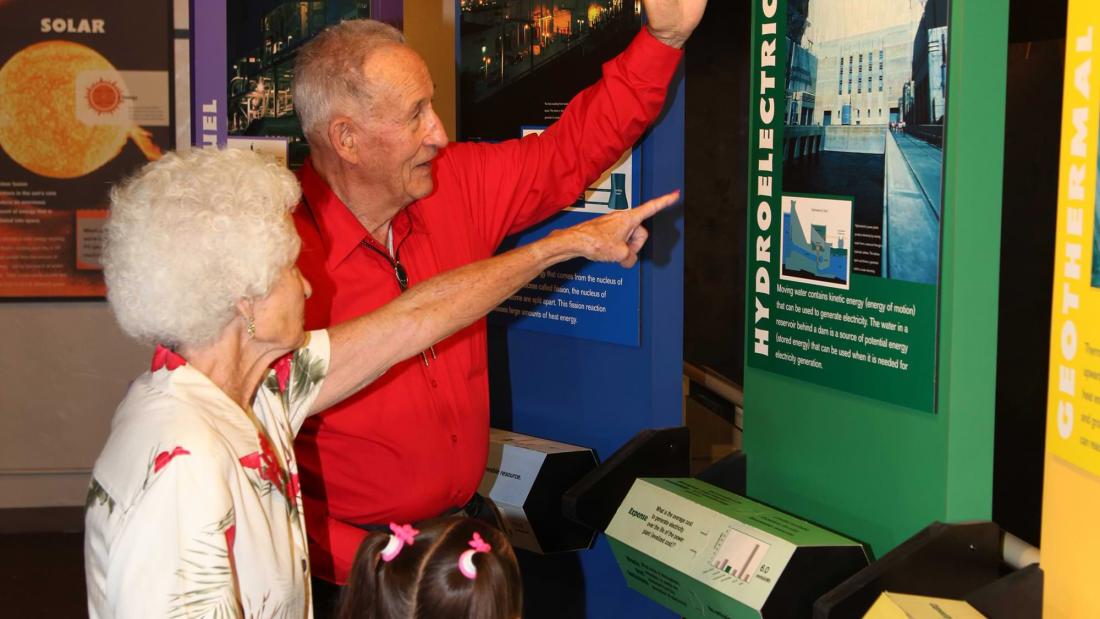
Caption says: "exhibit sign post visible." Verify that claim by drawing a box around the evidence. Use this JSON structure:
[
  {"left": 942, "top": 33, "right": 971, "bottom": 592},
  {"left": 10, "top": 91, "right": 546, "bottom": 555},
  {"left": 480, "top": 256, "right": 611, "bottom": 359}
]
[
  {"left": 479, "top": 428, "right": 599, "bottom": 554},
  {"left": 459, "top": 5, "right": 686, "bottom": 616},
  {"left": 192, "top": 0, "right": 225, "bottom": 149},
  {"left": 459, "top": 5, "right": 646, "bottom": 346},
  {"left": 745, "top": 0, "right": 949, "bottom": 412},
  {"left": 1040, "top": 1, "right": 1100, "bottom": 615},
  {"left": 490, "top": 129, "right": 643, "bottom": 346},
  {"left": 864, "top": 593, "right": 983, "bottom": 618},
  {"left": 0, "top": 0, "right": 175, "bottom": 297},
  {"left": 606, "top": 478, "right": 868, "bottom": 618}
]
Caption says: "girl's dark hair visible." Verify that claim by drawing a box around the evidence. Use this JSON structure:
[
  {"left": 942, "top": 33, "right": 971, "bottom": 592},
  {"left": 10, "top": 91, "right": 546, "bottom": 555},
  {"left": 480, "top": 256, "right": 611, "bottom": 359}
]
[{"left": 338, "top": 517, "right": 522, "bottom": 619}]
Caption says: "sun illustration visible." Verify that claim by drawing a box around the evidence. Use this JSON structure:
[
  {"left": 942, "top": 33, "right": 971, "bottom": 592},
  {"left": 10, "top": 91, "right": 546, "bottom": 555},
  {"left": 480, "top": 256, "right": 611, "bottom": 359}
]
[
  {"left": 86, "top": 78, "right": 123, "bottom": 115},
  {"left": 0, "top": 40, "right": 161, "bottom": 179}
]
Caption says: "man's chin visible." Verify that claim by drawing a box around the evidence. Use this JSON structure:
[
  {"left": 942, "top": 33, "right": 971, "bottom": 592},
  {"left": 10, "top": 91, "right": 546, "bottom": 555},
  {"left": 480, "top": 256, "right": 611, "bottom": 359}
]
[{"left": 409, "top": 179, "right": 435, "bottom": 201}]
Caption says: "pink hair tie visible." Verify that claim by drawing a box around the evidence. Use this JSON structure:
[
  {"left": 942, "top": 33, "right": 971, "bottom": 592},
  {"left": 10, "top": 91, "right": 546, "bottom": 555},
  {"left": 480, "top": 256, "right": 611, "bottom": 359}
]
[
  {"left": 458, "top": 531, "right": 492, "bottom": 579},
  {"left": 380, "top": 522, "right": 419, "bottom": 562}
]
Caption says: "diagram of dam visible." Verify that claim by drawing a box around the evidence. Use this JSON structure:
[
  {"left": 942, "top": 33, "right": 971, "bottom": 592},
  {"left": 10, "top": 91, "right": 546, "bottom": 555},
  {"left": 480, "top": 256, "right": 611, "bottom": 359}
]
[{"left": 780, "top": 195, "right": 853, "bottom": 290}]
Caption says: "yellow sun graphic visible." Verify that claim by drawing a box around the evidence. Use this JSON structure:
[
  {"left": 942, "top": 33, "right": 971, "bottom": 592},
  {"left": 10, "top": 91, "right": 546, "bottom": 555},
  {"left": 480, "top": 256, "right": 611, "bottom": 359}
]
[{"left": 0, "top": 40, "right": 161, "bottom": 179}]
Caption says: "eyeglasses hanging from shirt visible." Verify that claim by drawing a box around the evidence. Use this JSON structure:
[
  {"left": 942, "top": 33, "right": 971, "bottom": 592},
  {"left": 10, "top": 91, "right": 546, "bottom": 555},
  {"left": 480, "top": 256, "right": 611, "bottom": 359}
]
[{"left": 359, "top": 232, "right": 438, "bottom": 366}]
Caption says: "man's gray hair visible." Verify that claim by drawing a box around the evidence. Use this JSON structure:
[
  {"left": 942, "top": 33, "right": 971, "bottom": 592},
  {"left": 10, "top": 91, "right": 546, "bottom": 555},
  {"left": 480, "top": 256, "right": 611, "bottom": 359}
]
[
  {"left": 293, "top": 19, "right": 406, "bottom": 144},
  {"left": 104, "top": 148, "right": 301, "bottom": 348}
]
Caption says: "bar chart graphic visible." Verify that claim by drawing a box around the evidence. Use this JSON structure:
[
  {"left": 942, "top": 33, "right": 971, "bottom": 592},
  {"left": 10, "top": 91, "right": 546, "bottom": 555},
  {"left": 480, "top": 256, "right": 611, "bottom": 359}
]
[{"left": 710, "top": 528, "right": 770, "bottom": 582}]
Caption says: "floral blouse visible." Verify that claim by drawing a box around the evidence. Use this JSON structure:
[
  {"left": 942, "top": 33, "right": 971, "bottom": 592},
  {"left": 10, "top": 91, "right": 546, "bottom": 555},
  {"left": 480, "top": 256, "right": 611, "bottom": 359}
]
[{"left": 84, "top": 330, "right": 330, "bottom": 618}]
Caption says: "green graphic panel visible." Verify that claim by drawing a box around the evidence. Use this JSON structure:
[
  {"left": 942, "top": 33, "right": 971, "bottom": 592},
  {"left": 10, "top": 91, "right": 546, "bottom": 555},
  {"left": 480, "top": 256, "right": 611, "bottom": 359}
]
[
  {"left": 745, "top": 0, "right": 945, "bottom": 413},
  {"left": 743, "top": 0, "right": 1005, "bottom": 558},
  {"left": 756, "top": 274, "right": 937, "bottom": 412},
  {"left": 648, "top": 478, "right": 860, "bottom": 547},
  {"left": 609, "top": 539, "right": 763, "bottom": 619}
]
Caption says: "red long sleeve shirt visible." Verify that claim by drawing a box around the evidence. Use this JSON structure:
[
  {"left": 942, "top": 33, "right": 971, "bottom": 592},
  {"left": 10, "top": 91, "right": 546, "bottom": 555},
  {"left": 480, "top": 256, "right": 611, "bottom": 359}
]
[{"left": 293, "top": 28, "right": 682, "bottom": 584}]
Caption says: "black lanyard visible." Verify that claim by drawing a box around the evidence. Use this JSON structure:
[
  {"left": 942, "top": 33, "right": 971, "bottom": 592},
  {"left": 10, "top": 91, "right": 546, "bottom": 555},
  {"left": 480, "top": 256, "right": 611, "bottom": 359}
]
[
  {"left": 302, "top": 192, "right": 437, "bottom": 366},
  {"left": 356, "top": 231, "right": 437, "bottom": 367}
]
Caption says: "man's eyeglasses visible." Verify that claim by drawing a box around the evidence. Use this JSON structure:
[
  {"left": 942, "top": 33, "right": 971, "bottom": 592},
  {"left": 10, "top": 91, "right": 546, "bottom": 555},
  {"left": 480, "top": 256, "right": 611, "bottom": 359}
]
[
  {"left": 391, "top": 257, "right": 436, "bottom": 366},
  {"left": 394, "top": 261, "right": 409, "bottom": 291}
]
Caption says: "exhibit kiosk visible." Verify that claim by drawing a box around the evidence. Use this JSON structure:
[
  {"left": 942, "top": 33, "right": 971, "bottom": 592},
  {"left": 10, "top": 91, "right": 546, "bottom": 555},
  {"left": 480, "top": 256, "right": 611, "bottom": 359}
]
[
  {"left": 479, "top": 427, "right": 691, "bottom": 553},
  {"left": 165, "top": 1, "right": 1047, "bottom": 615},
  {"left": 607, "top": 478, "right": 869, "bottom": 618},
  {"left": 479, "top": 429, "right": 601, "bottom": 554}
]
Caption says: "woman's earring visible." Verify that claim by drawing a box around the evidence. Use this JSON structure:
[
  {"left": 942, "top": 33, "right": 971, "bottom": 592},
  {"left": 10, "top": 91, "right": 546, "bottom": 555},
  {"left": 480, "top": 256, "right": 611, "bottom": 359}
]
[{"left": 247, "top": 317, "right": 256, "bottom": 338}]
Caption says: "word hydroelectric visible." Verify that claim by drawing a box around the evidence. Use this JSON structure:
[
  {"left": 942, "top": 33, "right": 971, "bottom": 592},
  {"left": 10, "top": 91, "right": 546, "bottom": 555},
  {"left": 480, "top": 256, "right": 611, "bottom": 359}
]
[{"left": 752, "top": 0, "right": 779, "bottom": 358}]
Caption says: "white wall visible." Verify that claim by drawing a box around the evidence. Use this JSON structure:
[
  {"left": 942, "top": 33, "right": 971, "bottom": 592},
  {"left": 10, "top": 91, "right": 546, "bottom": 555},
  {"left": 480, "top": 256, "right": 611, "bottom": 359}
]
[{"left": 0, "top": 302, "right": 149, "bottom": 508}]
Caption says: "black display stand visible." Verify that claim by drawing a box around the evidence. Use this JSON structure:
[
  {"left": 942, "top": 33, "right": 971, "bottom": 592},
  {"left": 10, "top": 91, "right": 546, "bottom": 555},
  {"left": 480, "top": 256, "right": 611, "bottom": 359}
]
[
  {"left": 814, "top": 521, "right": 1017, "bottom": 618},
  {"left": 562, "top": 426, "right": 690, "bottom": 532}
]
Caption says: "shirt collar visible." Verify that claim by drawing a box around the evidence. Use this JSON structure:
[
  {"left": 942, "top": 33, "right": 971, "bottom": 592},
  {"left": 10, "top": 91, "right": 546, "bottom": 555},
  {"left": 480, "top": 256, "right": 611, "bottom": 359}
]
[
  {"left": 144, "top": 360, "right": 258, "bottom": 438},
  {"left": 297, "top": 158, "right": 424, "bottom": 271}
]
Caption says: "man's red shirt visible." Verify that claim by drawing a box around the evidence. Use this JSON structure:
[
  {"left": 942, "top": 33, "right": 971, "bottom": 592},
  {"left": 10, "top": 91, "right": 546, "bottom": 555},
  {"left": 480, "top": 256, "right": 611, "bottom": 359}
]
[{"left": 293, "top": 28, "right": 682, "bottom": 583}]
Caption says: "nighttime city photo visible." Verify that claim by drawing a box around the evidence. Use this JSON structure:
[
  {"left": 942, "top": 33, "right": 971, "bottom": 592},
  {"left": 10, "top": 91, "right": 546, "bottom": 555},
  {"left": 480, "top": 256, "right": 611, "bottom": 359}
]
[
  {"left": 225, "top": 1, "right": 375, "bottom": 168},
  {"left": 459, "top": 0, "right": 642, "bottom": 141}
]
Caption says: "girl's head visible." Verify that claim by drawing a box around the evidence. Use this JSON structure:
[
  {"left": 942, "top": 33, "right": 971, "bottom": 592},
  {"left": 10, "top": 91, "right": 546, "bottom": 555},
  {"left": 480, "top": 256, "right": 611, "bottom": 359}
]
[{"left": 339, "top": 517, "right": 522, "bottom": 619}]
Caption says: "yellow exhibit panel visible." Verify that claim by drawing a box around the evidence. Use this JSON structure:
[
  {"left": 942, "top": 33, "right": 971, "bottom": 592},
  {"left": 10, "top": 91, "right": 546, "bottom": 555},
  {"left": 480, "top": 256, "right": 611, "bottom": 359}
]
[{"left": 1042, "top": 0, "right": 1100, "bottom": 616}]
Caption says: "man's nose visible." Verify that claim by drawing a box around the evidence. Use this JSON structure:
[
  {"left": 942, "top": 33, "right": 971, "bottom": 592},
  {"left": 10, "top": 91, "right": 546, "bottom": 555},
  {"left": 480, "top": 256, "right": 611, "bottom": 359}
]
[{"left": 424, "top": 108, "right": 449, "bottom": 149}]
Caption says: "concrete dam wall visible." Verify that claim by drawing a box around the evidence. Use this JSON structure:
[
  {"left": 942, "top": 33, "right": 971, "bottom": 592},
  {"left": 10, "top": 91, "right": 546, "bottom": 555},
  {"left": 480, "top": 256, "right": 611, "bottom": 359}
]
[{"left": 822, "top": 125, "right": 887, "bottom": 154}]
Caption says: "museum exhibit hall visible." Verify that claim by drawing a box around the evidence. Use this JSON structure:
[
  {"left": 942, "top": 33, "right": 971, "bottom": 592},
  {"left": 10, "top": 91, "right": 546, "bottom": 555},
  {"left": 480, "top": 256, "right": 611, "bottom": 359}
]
[{"left": 1, "top": 0, "right": 1097, "bottom": 617}]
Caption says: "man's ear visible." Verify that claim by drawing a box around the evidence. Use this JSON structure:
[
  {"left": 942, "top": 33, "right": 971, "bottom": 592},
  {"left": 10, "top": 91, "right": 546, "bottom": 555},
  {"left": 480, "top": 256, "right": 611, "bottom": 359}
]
[{"left": 328, "top": 117, "right": 359, "bottom": 164}]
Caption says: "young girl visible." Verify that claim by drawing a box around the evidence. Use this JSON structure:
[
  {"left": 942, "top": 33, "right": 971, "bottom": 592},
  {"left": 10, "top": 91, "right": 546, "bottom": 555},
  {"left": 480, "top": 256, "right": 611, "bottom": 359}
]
[{"left": 339, "top": 518, "right": 522, "bottom": 619}]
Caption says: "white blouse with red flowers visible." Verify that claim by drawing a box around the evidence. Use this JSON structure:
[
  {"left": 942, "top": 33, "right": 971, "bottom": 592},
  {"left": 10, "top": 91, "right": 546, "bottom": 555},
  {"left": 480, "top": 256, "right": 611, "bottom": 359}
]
[{"left": 84, "top": 330, "right": 330, "bottom": 619}]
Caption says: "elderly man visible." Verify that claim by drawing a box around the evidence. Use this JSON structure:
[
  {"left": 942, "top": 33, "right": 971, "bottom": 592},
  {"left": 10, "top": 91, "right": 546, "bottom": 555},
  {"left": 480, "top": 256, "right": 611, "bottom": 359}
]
[{"left": 290, "top": 0, "right": 706, "bottom": 597}]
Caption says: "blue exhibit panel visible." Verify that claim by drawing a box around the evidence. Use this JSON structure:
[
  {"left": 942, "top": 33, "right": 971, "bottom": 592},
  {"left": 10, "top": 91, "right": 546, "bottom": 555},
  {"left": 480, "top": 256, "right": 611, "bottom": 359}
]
[
  {"left": 491, "top": 210, "right": 642, "bottom": 347},
  {"left": 492, "top": 126, "right": 645, "bottom": 346},
  {"left": 499, "top": 73, "right": 685, "bottom": 618}
]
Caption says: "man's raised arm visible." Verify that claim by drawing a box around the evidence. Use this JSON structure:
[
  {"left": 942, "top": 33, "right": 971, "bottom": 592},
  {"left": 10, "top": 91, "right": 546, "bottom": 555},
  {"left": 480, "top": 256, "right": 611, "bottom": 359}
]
[{"left": 644, "top": 0, "right": 708, "bottom": 49}]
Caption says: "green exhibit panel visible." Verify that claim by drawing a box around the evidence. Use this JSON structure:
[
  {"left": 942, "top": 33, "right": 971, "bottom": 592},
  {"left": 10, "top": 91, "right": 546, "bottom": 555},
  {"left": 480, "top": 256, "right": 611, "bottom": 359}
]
[
  {"left": 606, "top": 478, "right": 869, "bottom": 618},
  {"left": 743, "top": 0, "right": 1008, "bottom": 558}
]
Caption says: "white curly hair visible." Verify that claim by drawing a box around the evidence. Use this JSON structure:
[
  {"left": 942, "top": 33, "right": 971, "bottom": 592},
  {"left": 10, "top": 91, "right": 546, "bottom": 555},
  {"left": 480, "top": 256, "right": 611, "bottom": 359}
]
[
  {"left": 104, "top": 148, "right": 302, "bottom": 347},
  {"left": 292, "top": 19, "right": 406, "bottom": 143}
]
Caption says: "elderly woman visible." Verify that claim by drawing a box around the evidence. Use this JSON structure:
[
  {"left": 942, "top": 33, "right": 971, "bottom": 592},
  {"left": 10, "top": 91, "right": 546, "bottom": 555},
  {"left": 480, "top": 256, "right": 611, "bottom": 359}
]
[{"left": 83, "top": 147, "right": 675, "bottom": 617}]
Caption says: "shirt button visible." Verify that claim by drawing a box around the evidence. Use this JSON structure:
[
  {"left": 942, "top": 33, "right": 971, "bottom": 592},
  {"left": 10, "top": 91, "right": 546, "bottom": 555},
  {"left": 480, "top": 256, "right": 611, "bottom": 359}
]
[
  {"left": 430, "top": 379, "right": 438, "bottom": 388},
  {"left": 451, "top": 434, "right": 458, "bottom": 443}
]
